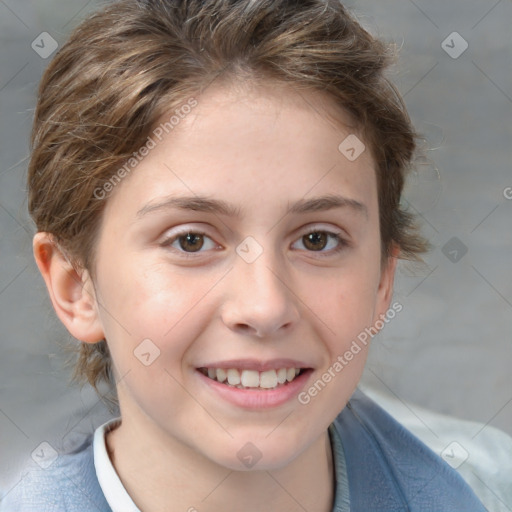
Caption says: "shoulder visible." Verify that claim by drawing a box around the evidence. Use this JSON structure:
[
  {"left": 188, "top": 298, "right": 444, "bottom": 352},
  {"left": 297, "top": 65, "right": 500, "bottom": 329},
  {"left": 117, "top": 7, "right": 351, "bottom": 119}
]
[
  {"left": 332, "top": 388, "right": 486, "bottom": 512},
  {"left": 0, "top": 435, "right": 111, "bottom": 512}
]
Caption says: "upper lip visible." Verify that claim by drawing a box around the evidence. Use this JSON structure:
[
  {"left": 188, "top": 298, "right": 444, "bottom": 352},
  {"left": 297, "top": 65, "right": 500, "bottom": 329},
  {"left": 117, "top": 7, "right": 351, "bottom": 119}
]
[{"left": 197, "top": 358, "right": 312, "bottom": 372}]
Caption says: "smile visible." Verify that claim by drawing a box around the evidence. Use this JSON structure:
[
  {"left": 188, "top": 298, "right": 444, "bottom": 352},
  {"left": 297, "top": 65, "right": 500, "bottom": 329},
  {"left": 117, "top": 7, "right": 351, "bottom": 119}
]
[
  {"left": 198, "top": 367, "right": 304, "bottom": 390},
  {"left": 196, "top": 363, "right": 313, "bottom": 409}
]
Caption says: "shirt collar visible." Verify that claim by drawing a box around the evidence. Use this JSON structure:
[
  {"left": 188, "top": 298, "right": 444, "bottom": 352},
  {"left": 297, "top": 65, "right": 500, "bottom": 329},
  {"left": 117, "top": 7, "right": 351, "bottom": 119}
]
[
  {"left": 329, "top": 422, "right": 351, "bottom": 511},
  {"left": 93, "top": 417, "right": 141, "bottom": 512}
]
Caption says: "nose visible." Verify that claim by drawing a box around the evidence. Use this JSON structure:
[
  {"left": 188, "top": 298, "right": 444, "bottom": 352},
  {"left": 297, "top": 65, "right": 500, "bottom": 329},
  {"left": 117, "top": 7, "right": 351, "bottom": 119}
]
[{"left": 220, "top": 251, "right": 300, "bottom": 338}]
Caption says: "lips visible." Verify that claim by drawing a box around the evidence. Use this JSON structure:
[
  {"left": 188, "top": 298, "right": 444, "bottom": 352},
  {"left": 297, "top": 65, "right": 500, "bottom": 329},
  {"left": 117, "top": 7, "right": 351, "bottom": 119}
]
[
  {"left": 196, "top": 363, "right": 313, "bottom": 408},
  {"left": 196, "top": 358, "right": 312, "bottom": 392}
]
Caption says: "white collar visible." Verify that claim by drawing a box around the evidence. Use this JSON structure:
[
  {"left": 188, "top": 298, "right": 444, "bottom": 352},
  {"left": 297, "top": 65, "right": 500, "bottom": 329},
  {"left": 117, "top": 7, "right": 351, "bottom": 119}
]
[{"left": 93, "top": 417, "right": 141, "bottom": 512}]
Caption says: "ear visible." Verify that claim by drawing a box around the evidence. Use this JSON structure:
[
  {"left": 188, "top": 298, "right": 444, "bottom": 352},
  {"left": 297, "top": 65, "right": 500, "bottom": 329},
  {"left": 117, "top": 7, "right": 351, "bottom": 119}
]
[
  {"left": 33, "top": 232, "right": 104, "bottom": 344},
  {"left": 373, "top": 243, "right": 400, "bottom": 324}
]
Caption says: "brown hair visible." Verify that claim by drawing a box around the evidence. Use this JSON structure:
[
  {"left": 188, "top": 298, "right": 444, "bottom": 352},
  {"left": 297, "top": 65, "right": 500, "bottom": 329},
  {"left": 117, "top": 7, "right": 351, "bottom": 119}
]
[{"left": 28, "top": 0, "right": 430, "bottom": 407}]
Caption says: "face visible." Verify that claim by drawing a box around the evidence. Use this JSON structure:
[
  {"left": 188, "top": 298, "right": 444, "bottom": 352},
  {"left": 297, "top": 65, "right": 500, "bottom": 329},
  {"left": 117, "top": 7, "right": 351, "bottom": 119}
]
[{"left": 89, "top": 82, "right": 396, "bottom": 470}]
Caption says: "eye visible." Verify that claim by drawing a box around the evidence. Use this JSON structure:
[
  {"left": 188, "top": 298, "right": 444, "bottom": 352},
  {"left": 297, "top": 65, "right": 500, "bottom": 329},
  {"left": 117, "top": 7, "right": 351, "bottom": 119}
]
[
  {"left": 291, "top": 229, "right": 347, "bottom": 254},
  {"left": 160, "top": 230, "right": 219, "bottom": 254}
]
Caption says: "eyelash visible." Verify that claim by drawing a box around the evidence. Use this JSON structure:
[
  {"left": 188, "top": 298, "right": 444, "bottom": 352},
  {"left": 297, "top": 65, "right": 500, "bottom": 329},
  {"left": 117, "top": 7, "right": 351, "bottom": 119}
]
[{"left": 160, "top": 227, "right": 348, "bottom": 259}]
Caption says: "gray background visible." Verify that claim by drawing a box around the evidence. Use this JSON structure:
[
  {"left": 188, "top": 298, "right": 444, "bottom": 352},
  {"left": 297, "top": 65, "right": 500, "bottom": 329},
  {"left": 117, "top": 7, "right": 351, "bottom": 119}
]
[{"left": 1, "top": 0, "right": 511, "bottom": 497}]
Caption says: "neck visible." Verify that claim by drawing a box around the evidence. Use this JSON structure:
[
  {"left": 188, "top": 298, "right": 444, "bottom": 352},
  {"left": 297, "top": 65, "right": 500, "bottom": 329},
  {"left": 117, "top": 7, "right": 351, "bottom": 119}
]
[{"left": 106, "top": 415, "right": 335, "bottom": 512}]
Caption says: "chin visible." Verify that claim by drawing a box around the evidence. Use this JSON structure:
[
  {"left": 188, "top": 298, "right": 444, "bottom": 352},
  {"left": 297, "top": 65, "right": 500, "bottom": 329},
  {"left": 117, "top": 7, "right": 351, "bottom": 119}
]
[{"left": 205, "top": 437, "right": 307, "bottom": 472}]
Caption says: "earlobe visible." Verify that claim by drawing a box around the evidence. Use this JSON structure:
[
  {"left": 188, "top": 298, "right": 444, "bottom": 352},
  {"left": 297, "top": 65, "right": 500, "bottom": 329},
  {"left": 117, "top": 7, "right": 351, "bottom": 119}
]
[{"left": 33, "top": 232, "right": 104, "bottom": 344}]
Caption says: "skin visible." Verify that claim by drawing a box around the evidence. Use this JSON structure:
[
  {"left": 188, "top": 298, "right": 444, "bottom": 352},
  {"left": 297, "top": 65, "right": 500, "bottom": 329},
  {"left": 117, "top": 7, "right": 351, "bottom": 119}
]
[{"left": 34, "top": 81, "right": 398, "bottom": 512}]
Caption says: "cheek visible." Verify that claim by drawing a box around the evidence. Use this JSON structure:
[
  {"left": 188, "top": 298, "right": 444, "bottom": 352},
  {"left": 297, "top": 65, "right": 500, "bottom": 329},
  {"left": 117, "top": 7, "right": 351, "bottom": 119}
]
[
  {"left": 297, "top": 270, "right": 378, "bottom": 421},
  {"left": 95, "top": 266, "right": 218, "bottom": 417},
  {"left": 307, "top": 262, "right": 381, "bottom": 341},
  {"left": 95, "top": 259, "right": 222, "bottom": 371}
]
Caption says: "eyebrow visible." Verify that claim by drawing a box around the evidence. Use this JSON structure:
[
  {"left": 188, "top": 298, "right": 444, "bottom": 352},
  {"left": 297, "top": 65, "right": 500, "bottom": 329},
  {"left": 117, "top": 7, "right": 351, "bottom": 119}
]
[
  {"left": 136, "top": 196, "right": 241, "bottom": 218},
  {"left": 287, "top": 195, "right": 367, "bottom": 217},
  {"left": 136, "top": 194, "right": 367, "bottom": 219}
]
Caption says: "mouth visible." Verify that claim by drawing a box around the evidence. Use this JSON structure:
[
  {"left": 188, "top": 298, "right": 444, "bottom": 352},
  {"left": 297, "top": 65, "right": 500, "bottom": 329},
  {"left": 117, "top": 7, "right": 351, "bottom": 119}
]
[
  {"left": 197, "top": 366, "right": 307, "bottom": 391},
  {"left": 195, "top": 359, "right": 314, "bottom": 408}
]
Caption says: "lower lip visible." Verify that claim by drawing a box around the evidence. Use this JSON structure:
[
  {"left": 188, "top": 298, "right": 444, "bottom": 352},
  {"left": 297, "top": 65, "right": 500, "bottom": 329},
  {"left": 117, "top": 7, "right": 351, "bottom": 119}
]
[{"left": 196, "top": 369, "right": 313, "bottom": 409}]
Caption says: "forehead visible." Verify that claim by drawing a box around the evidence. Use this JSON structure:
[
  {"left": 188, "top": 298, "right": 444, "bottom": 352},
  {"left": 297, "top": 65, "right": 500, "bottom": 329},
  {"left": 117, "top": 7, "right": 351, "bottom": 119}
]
[
  {"left": 179, "top": 80, "right": 364, "bottom": 158},
  {"left": 104, "top": 81, "right": 378, "bottom": 220}
]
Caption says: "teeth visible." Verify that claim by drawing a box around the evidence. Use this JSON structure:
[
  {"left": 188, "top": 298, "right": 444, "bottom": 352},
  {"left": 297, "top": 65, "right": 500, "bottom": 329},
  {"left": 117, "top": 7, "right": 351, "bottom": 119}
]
[
  {"left": 241, "top": 370, "right": 260, "bottom": 387},
  {"left": 216, "top": 368, "right": 227, "bottom": 383},
  {"left": 260, "top": 370, "right": 278, "bottom": 388},
  {"left": 277, "top": 368, "right": 287, "bottom": 384},
  {"left": 227, "top": 368, "right": 241, "bottom": 385},
  {"left": 203, "top": 367, "right": 303, "bottom": 389}
]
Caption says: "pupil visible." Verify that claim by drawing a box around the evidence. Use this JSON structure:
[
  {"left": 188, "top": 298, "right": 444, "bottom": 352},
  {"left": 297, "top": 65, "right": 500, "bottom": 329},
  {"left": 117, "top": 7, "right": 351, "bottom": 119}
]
[
  {"left": 304, "top": 232, "right": 327, "bottom": 251},
  {"left": 180, "top": 233, "right": 204, "bottom": 252}
]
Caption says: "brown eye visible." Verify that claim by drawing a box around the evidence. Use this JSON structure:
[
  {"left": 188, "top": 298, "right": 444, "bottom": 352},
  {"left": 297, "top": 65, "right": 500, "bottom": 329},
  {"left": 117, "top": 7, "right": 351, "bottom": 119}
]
[
  {"left": 160, "top": 229, "right": 218, "bottom": 256},
  {"left": 291, "top": 229, "right": 347, "bottom": 255},
  {"left": 303, "top": 232, "right": 329, "bottom": 251},
  {"left": 178, "top": 233, "right": 204, "bottom": 252}
]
